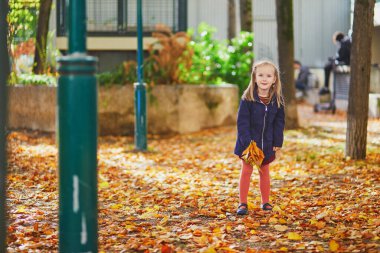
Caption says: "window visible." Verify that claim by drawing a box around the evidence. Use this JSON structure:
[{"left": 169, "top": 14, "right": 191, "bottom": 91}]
[{"left": 57, "top": 0, "right": 187, "bottom": 36}]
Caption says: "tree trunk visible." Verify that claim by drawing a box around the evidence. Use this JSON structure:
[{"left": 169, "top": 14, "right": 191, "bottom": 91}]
[
  {"left": 239, "top": 0, "right": 252, "bottom": 32},
  {"left": 228, "top": 0, "right": 236, "bottom": 39},
  {"left": 346, "top": 0, "right": 375, "bottom": 159},
  {"left": 275, "top": 0, "right": 298, "bottom": 129},
  {"left": 0, "top": 1, "right": 10, "bottom": 251},
  {"left": 33, "top": 0, "right": 52, "bottom": 74}
]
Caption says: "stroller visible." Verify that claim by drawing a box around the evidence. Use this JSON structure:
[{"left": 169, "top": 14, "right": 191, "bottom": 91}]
[{"left": 314, "top": 64, "right": 350, "bottom": 114}]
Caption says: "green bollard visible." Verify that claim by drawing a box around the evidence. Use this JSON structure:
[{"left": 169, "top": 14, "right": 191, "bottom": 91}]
[
  {"left": 57, "top": 0, "right": 98, "bottom": 251},
  {"left": 57, "top": 56, "right": 98, "bottom": 253},
  {"left": 134, "top": 82, "right": 147, "bottom": 150},
  {"left": 134, "top": 0, "right": 147, "bottom": 150}
]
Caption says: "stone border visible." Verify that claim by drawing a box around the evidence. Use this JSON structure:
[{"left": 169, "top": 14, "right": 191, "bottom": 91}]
[{"left": 8, "top": 84, "right": 239, "bottom": 135}]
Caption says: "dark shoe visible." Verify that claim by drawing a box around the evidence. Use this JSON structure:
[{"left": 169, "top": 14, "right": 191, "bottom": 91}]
[
  {"left": 261, "top": 203, "right": 273, "bottom": 211},
  {"left": 237, "top": 203, "right": 248, "bottom": 215}
]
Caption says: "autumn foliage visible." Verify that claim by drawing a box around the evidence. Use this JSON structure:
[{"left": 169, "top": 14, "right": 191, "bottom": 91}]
[
  {"left": 241, "top": 140, "right": 265, "bottom": 168},
  {"left": 6, "top": 105, "right": 380, "bottom": 252},
  {"left": 145, "top": 24, "right": 193, "bottom": 85}
]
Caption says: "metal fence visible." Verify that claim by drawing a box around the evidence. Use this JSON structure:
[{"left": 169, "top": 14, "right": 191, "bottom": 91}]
[{"left": 57, "top": 0, "right": 187, "bottom": 36}]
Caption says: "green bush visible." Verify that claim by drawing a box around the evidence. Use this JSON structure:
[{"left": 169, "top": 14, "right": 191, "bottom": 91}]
[
  {"left": 97, "top": 65, "right": 125, "bottom": 86},
  {"left": 8, "top": 0, "right": 39, "bottom": 44},
  {"left": 179, "top": 23, "right": 254, "bottom": 95},
  {"left": 179, "top": 23, "right": 224, "bottom": 85},
  {"left": 220, "top": 32, "right": 254, "bottom": 95}
]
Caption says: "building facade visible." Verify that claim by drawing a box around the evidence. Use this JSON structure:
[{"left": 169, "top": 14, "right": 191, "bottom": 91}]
[{"left": 53, "top": 0, "right": 360, "bottom": 70}]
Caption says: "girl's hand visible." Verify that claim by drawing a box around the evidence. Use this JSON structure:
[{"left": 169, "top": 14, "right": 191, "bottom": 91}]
[{"left": 273, "top": 147, "right": 281, "bottom": 151}]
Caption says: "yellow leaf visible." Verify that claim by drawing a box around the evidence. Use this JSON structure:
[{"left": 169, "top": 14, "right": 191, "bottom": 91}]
[
  {"left": 310, "top": 219, "right": 318, "bottom": 225},
  {"left": 247, "top": 201, "right": 255, "bottom": 209},
  {"left": 99, "top": 181, "right": 109, "bottom": 189},
  {"left": 202, "top": 247, "right": 217, "bottom": 253},
  {"left": 110, "top": 204, "right": 123, "bottom": 209},
  {"left": 273, "top": 205, "right": 282, "bottom": 212},
  {"left": 16, "top": 206, "right": 26, "bottom": 213},
  {"left": 213, "top": 227, "right": 222, "bottom": 233},
  {"left": 215, "top": 164, "right": 222, "bottom": 169},
  {"left": 279, "top": 247, "right": 288, "bottom": 252},
  {"left": 225, "top": 225, "right": 232, "bottom": 233},
  {"left": 288, "top": 232, "right": 302, "bottom": 240},
  {"left": 329, "top": 240, "right": 339, "bottom": 252},
  {"left": 279, "top": 218, "right": 287, "bottom": 224}
]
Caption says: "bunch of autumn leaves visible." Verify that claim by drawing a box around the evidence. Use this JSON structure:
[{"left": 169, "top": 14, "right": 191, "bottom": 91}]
[{"left": 241, "top": 140, "right": 265, "bottom": 169}]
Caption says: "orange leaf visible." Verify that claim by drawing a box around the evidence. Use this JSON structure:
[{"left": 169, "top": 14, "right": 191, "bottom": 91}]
[
  {"left": 161, "top": 244, "right": 174, "bottom": 253},
  {"left": 329, "top": 240, "right": 339, "bottom": 252}
]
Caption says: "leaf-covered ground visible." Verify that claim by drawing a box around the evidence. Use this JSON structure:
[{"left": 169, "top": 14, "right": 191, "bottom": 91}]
[{"left": 6, "top": 104, "right": 380, "bottom": 252}]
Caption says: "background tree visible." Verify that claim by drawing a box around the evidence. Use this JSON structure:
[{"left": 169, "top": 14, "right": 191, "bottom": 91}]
[
  {"left": 239, "top": 0, "right": 252, "bottom": 32},
  {"left": 228, "top": 0, "right": 236, "bottom": 39},
  {"left": 346, "top": 0, "right": 375, "bottom": 159},
  {"left": 0, "top": 1, "right": 10, "bottom": 251},
  {"left": 33, "top": 0, "right": 52, "bottom": 74},
  {"left": 275, "top": 0, "right": 298, "bottom": 129}
]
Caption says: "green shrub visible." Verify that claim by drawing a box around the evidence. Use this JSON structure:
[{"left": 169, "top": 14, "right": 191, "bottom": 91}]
[
  {"left": 97, "top": 65, "right": 125, "bottom": 86},
  {"left": 178, "top": 23, "right": 254, "bottom": 95},
  {"left": 220, "top": 32, "right": 254, "bottom": 95},
  {"left": 97, "top": 61, "right": 137, "bottom": 86},
  {"left": 8, "top": 0, "right": 39, "bottom": 44},
  {"left": 179, "top": 23, "right": 224, "bottom": 85}
]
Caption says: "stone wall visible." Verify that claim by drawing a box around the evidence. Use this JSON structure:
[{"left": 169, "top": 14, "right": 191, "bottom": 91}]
[{"left": 8, "top": 84, "right": 239, "bottom": 135}]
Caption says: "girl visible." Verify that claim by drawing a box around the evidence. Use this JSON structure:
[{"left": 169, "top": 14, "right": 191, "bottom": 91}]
[{"left": 234, "top": 60, "right": 285, "bottom": 215}]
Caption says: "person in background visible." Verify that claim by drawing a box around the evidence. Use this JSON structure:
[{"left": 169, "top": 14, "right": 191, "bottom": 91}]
[
  {"left": 294, "top": 60, "right": 311, "bottom": 93},
  {"left": 323, "top": 31, "right": 351, "bottom": 89}
]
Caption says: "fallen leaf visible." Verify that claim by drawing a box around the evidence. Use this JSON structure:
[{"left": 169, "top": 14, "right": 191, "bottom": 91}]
[
  {"left": 329, "top": 240, "right": 339, "bottom": 252},
  {"left": 287, "top": 232, "right": 302, "bottom": 240}
]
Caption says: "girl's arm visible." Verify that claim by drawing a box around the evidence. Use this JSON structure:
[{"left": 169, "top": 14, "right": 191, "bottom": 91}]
[
  {"left": 237, "top": 99, "right": 251, "bottom": 149},
  {"left": 273, "top": 105, "right": 285, "bottom": 148}
]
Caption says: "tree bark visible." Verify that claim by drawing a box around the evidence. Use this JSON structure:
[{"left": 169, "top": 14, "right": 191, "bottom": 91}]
[
  {"left": 346, "top": 0, "right": 375, "bottom": 159},
  {"left": 33, "top": 0, "right": 53, "bottom": 74},
  {"left": 239, "top": 0, "right": 252, "bottom": 32},
  {"left": 228, "top": 0, "right": 236, "bottom": 39},
  {"left": 275, "top": 0, "right": 298, "bottom": 129},
  {"left": 0, "top": 1, "right": 10, "bottom": 252}
]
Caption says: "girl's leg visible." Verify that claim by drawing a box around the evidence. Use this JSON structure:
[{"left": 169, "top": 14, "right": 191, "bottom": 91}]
[
  {"left": 239, "top": 160, "right": 253, "bottom": 204},
  {"left": 259, "top": 163, "right": 270, "bottom": 204}
]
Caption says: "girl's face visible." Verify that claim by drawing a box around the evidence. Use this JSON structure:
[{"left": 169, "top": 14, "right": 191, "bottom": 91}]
[{"left": 255, "top": 65, "right": 277, "bottom": 94}]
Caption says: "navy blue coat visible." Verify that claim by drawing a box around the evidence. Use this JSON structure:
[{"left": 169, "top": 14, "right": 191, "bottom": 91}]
[{"left": 234, "top": 94, "right": 285, "bottom": 164}]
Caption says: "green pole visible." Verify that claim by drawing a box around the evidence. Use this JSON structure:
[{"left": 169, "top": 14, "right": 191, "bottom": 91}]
[
  {"left": 57, "top": 0, "right": 98, "bottom": 252},
  {"left": 134, "top": 0, "right": 147, "bottom": 150},
  {"left": 0, "top": 1, "right": 10, "bottom": 251}
]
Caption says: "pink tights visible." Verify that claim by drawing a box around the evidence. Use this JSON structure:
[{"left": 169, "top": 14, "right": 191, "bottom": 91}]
[{"left": 239, "top": 160, "right": 270, "bottom": 205}]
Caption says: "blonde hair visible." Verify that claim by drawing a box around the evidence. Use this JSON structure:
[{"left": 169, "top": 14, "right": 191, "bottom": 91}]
[{"left": 242, "top": 60, "right": 284, "bottom": 108}]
